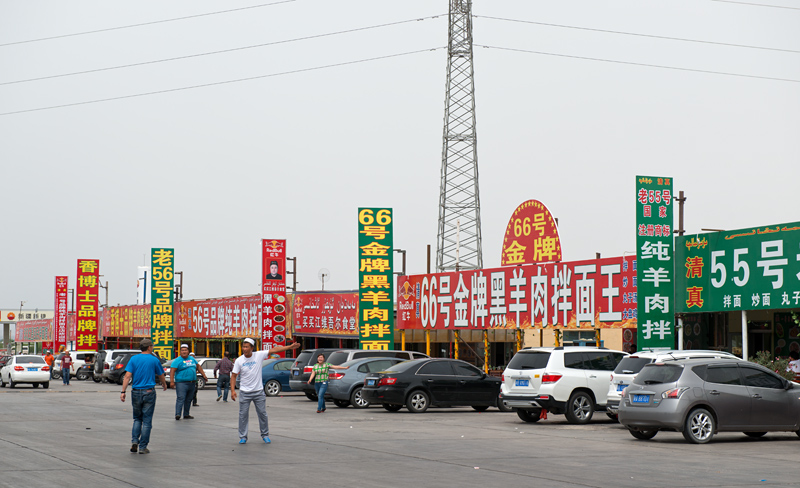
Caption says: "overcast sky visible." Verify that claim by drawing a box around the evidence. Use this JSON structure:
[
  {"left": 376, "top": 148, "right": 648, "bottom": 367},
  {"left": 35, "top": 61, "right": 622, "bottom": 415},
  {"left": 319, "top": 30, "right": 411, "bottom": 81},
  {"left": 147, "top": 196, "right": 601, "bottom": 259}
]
[{"left": 1, "top": 0, "right": 798, "bottom": 312}]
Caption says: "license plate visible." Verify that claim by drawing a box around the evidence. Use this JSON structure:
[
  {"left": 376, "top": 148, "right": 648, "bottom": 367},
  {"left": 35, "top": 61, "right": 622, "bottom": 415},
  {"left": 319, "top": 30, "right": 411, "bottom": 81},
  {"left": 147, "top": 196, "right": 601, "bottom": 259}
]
[
  {"left": 632, "top": 394, "right": 650, "bottom": 404},
  {"left": 367, "top": 379, "right": 376, "bottom": 386},
  {"left": 617, "top": 384, "right": 627, "bottom": 391},
  {"left": 515, "top": 379, "right": 529, "bottom": 387},
  {"left": 27, "top": 367, "right": 37, "bottom": 371}
]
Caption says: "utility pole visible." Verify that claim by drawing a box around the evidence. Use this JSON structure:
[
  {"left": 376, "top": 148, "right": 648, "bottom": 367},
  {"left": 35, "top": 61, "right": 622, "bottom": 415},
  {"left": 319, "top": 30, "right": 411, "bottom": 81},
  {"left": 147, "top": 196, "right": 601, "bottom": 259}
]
[
  {"left": 174, "top": 271, "right": 184, "bottom": 301},
  {"left": 437, "top": 0, "right": 482, "bottom": 273},
  {"left": 674, "top": 190, "right": 686, "bottom": 236},
  {"left": 286, "top": 257, "right": 297, "bottom": 293}
]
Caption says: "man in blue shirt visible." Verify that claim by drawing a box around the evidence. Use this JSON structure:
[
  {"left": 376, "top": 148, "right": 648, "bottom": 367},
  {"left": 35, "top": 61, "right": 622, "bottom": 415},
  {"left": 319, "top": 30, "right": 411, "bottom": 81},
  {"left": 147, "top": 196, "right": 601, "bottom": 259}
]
[
  {"left": 120, "top": 338, "right": 166, "bottom": 454},
  {"left": 170, "top": 344, "right": 208, "bottom": 420}
]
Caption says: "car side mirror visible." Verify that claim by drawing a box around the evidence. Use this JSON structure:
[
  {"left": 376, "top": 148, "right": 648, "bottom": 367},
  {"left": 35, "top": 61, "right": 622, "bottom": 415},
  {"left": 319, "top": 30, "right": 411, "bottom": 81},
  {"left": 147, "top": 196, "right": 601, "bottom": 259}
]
[{"left": 786, "top": 381, "right": 794, "bottom": 390}]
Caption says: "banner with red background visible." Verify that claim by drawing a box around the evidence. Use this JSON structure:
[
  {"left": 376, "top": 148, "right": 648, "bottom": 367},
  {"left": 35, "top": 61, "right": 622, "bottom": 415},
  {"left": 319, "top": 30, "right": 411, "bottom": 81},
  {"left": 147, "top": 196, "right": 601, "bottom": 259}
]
[
  {"left": 54, "top": 276, "right": 69, "bottom": 353},
  {"left": 15, "top": 319, "right": 52, "bottom": 342},
  {"left": 293, "top": 292, "right": 358, "bottom": 338},
  {"left": 75, "top": 259, "right": 100, "bottom": 351},
  {"left": 262, "top": 239, "right": 287, "bottom": 355},
  {"left": 103, "top": 304, "right": 151, "bottom": 337},
  {"left": 501, "top": 199, "right": 563, "bottom": 266},
  {"left": 397, "top": 256, "right": 637, "bottom": 330},
  {"left": 175, "top": 295, "right": 261, "bottom": 339}
]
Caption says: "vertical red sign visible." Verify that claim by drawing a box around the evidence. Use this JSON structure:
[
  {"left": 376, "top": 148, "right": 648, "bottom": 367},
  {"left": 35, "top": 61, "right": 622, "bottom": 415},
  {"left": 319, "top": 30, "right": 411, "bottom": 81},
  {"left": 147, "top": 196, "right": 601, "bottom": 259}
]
[
  {"left": 54, "top": 276, "right": 69, "bottom": 353},
  {"left": 261, "top": 239, "right": 287, "bottom": 356},
  {"left": 75, "top": 259, "right": 100, "bottom": 351}
]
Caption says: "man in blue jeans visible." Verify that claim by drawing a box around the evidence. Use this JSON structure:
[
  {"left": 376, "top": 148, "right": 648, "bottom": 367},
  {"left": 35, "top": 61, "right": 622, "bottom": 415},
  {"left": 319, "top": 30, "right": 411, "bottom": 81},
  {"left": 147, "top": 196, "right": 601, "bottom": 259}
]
[
  {"left": 170, "top": 344, "right": 208, "bottom": 420},
  {"left": 120, "top": 338, "right": 167, "bottom": 454}
]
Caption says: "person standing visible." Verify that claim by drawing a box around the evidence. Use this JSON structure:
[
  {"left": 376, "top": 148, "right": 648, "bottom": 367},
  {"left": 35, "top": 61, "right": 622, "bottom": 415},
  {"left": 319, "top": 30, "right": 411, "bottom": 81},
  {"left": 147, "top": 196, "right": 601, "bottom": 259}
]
[
  {"left": 214, "top": 353, "right": 234, "bottom": 402},
  {"left": 120, "top": 338, "right": 167, "bottom": 454},
  {"left": 307, "top": 354, "right": 348, "bottom": 413},
  {"left": 44, "top": 351, "right": 54, "bottom": 380},
  {"left": 61, "top": 351, "right": 73, "bottom": 386},
  {"left": 189, "top": 352, "right": 200, "bottom": 407},
  {"left": 230, "top": 338, "right": 300, "bottom": 444},
  {"left": 170, "top": 345, "right": 207, "bottom": 420}
]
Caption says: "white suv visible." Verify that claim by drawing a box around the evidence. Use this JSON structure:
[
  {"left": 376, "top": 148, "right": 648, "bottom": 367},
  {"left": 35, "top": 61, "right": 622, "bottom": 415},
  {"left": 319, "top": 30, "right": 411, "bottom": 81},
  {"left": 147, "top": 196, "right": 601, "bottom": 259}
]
[
  {"left": 500, "top": 346, "right": 627, "bottom": 424},
  {"left": 605, "top": 349, "right": 739, "bottom": 419}
]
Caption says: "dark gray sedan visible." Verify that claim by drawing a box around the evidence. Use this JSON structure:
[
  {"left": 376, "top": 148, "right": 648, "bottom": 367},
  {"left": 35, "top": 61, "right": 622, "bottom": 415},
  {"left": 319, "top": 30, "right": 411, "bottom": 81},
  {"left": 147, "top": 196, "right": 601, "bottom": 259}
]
[
  {"left": 619, "top": 358, "right": 800, "bottom": 444},
  {"left": 328, "top": 357, "right": 406, "bottom": 408}
]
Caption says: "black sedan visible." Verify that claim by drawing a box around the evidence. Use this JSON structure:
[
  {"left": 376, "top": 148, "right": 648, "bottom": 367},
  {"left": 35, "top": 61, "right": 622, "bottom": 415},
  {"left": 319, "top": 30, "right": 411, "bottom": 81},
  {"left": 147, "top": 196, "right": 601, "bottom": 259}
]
[{"left": 361, "top": 358, "right": 509, "bottom": 413}]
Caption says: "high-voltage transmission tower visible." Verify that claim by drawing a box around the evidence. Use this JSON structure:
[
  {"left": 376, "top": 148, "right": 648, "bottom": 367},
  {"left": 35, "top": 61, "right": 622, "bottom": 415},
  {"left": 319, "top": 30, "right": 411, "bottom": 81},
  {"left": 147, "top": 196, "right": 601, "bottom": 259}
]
[{"left": 436, "top": 0, "right": 482, "bottom": 273}]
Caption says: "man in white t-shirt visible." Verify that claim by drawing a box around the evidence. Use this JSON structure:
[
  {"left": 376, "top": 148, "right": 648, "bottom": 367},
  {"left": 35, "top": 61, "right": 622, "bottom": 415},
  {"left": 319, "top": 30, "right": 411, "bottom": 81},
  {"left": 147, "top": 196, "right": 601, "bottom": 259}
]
[{"left": 230, "top": 338, "right": 300, "bottom": 444}]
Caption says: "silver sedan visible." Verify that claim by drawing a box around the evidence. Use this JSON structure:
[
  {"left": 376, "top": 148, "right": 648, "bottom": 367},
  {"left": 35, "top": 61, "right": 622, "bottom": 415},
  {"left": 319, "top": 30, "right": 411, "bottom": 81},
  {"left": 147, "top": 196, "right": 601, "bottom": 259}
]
[{"left": 327, "top": 357, "right": 406, "bottom": 408}]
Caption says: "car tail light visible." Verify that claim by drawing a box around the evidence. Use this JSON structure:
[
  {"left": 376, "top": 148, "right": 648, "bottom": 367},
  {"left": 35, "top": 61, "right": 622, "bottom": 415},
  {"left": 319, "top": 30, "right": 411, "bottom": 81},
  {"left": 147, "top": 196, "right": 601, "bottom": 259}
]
[
  {"left": 329, "top": 372, "right": 344, "bottom": 380},
  {"left": 304, "top": 366, "right": 313, "bottom": 374},
  {"left": 115, "top": 364, "right": 125, "bottom": 369},
  {"left": 42, "top": 366, "right": 50, "bottom": 371},
  {"left": 14, "top": 366, "right": 24, "bottom": 371},
  {"left": 610, "top": 374, "right": 613, "bottom": 381},
  {"left": 501, "top": 374, "right": 505, "bottom": 382},
  {"left": 104, "top": 363, "right": 110, "bottom": 370},
  {"left": 541, "top": 374, "right": 562, "bottom": 384},
  {"left": 661, "top": 387, "right": 689, "bottom": 399},
  {"left": 378, "top": 377, "right": 397, "bottom": 386}
]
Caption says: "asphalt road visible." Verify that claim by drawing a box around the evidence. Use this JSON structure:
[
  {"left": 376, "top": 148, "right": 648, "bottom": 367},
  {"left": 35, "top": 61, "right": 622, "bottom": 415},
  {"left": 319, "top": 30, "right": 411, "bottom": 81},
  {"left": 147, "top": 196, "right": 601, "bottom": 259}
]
[{"left": 0, "top": 380, "right": 798, "bottom": 488}]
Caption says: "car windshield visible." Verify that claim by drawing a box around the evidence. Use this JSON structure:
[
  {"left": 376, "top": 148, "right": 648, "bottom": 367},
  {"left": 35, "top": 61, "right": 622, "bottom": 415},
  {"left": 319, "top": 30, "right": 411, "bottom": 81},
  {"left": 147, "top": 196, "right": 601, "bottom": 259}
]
[
  {"left": 633, "top": 364, "right": 683, "bottom": 385},
  {"left": 507, "top": 351, "right": 550, "bottom": 370},
  {"left": 17, "top": 356, "right": 45, "bottom": 364},
  {"left": 614, "top": 357, "right": 653, "bottom": 375},
  {"left": 327, "top": 351, "right": 350, "bottom": 365},
  {"left": 294, "top": 351, "right": 313, "bottom": 366},
  {"left": 380, "top": 360, "right": 421, "bottom": 374}
]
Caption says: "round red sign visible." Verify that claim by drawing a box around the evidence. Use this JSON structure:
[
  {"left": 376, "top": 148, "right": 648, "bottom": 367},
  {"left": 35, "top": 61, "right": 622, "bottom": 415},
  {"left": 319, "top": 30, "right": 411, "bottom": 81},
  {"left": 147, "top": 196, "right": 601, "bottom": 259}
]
[{"left": 500, "top": 199, "right": 563, "bottom": 265}]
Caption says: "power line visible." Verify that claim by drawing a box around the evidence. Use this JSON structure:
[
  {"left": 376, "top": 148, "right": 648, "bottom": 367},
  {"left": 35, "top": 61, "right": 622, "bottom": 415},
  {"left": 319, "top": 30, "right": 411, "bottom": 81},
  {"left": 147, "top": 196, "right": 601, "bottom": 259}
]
[
  {"left": 0, "top": 47, "right": 445, "bottom": 117},
  {"left": 710, "top": 0, "right": 800, "bottom": 10},
  {"left": 0, "top": 15, "right": 444, "bottom": 86},
  {"left": 475, "top": 44, "right": 800, "bottom": 83},
  {"left": 475, "top": 15, "right": 800, "bottom": 54},
  {"left": 0, "top": 0, "right": 297, "bottom": 48}
]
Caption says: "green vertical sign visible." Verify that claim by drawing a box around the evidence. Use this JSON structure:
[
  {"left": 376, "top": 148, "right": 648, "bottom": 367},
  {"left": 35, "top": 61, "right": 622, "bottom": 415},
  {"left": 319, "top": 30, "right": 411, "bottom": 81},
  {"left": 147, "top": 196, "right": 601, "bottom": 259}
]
[
  {"left": 635, "top": 176, "right": 675, "bottom": 350},
  {"left": 151, "top": 248, "right": 175, "bottom": 361},
  {"left": 358, "top": 208, "right": 394, "bottom": 350}
]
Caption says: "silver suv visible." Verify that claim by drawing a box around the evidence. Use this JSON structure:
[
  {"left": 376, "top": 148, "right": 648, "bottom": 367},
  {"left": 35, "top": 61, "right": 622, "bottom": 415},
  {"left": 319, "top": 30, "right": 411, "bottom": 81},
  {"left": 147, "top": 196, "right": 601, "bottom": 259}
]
[
  {"left": 501, "top": 346, "right": 627, "bottom": 424},
  {"left": 620, "top": 358, "right": 800, "bottom": 443},
  {"left": 606, "top": 350, "right": 739, "bottom": 419}
]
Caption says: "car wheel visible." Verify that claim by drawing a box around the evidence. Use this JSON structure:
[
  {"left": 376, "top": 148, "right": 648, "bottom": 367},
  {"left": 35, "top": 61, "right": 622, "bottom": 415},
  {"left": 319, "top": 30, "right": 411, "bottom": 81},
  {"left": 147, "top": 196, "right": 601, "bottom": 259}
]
[
  {"left": 305, "top": 391, "right": 318, "bottom": 401},
  {"left": 92, "top": 375, "right": 102, "bottom": 383},
  {"left": 116, "top": 377, "right": 124, "bottom": 385},
  {"left": 743, "top": 432, "right": 767, "bottom": 438},
  {"left": 33, "top": 383, "right": 39, "bottom": 388},
  {"left": 471, "top": 405, "right": 490, "bottom": 412},
  {"left": 406, "top": 390, "right": 430, "bottom": 413},
  {"left": 350, "top": 387, "right": 369, "bottom": 409},
  {"left": 76, "top": 372, "right": 88, "bottom": 381},
  {"left": 628, "top": 428, "right": 658, "bottom": 440},
  {"left": 606, "top": 412, "right": 619, "bottom": 422},
  {"left": 516, "top": 409, "right": 542, "bottom": 423},
  {"left": 383, "top": 403, "right": 402, "bottom": 412},
  {"left": 197, "top": 377, "right": 205, "bottom": 390},
  {"left": 264, "top": 380, "right": 281, "bottom": 397},
  {"left": 333, "top": 399, "right": 350, "bottom": 408},
  {"left": 0, "top": 375, "right": 4, "bottom": 388},
  {"left": 42, "top": 382, "right": 49, "bottom": 389},
  {"left": 565, "top": 391, "right": 595, "bottom": 424},
  {"left": 683, "top": 408, "right": 715, "bottom": 444},
  {"left": 9, "top": 379, "right": 16, "bottom": 388},
  {"left": 53, "top": 371, "right": 61, "bottom": 380}
]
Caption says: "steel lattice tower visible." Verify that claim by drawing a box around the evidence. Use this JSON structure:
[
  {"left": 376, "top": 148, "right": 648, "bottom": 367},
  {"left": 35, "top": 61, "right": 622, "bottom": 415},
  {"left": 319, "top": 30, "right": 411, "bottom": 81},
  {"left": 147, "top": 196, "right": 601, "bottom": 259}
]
[{"left": 437, "top": 0, "right": 482, "bottom": 272}]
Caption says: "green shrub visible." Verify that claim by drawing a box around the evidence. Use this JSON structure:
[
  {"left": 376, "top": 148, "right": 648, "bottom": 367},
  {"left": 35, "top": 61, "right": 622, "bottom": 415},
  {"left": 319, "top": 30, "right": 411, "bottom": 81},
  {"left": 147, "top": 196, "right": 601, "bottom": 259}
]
[{"left": 748, "top": 350, "right": 795, "bottom": 381}]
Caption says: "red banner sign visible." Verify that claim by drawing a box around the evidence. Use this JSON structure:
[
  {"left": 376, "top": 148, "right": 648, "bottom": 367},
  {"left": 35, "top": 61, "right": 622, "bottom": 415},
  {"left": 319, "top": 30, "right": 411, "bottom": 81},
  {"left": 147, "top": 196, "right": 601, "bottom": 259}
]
[
  {"left": 398, "top": 256, "right": 636, "bottom": 330},
  {"left": 103, "top": 304, "right": 151, "bottom": 337},
  {"left": 175, "top": 295, "right": 261, "bottom": 339},
  {"left": 262, "top": 239, "right": 287, "bottom": 355},
  {"left": 54, "top": 276, "right": 68, "bottom": 353},
  {"left": 501, "top": 199, "right": 563, "bottom": 266},
  {"left": 15, "top": 319, "right": 52, "bottom": 342},
  {"left": 75, "top": 259, "right": 100, "bottom": 351},
  {"left": 293, "top": 292, "right": 359, "bottom": 337}
]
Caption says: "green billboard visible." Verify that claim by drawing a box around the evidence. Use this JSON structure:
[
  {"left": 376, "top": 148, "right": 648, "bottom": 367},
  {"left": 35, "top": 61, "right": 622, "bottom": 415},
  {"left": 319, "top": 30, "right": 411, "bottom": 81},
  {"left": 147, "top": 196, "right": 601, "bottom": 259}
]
[
  {"left": 357, "top": 208, "right": 394, "bottom": 350},
  {"left": 675, "top": 222, "right": 800, "bottom": 313}
]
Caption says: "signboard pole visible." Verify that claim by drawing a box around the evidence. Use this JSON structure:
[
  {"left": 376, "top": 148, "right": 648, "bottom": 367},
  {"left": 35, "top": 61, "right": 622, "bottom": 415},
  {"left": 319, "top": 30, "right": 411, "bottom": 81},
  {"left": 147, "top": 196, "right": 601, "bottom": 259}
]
[{"left": 742, "top": 310, "right": 748, "bottom": 361}]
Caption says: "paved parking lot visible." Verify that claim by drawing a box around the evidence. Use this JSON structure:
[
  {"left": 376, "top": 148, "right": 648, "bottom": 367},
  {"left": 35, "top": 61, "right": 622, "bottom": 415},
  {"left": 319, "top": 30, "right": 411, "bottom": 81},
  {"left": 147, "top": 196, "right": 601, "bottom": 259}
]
[{"left": 1, "top": 381, "right": 798, "bottom": 488}]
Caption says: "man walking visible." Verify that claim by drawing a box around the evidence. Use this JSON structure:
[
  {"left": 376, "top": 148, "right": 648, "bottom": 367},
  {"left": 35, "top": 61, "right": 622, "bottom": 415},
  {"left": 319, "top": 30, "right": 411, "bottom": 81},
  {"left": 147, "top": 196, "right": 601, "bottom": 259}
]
[
  {"left": 44, "top": 350, "right": 54, "bottom": 380},
  {"left": 120, "top": 338, "right": 167, "bottom": 454},
  {"left": 170, "top": 345, "right": 207, "bottom": 420},
  {"left": 214, "top": 352, "right": 234, "bottom": 402},
  {"left": 230, "top": 338, "right": 299, "bottom": 444},
  {"left": 60, "top": 351, "right": 73, "bottom": 385}
]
